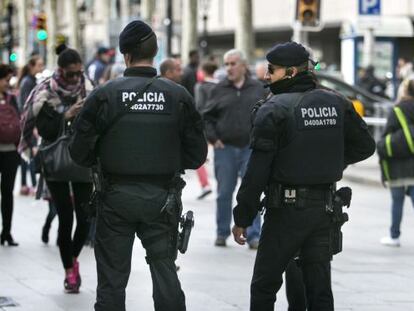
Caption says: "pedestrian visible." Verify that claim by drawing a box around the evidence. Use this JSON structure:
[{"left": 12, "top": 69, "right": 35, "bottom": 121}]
[
  {"left": 254, "top": 61, "right": 268, "bottom": 85},
  {"left": 0, "top": 64, "right": 21, "bottom": 247},
  {"left": 203, "top": 49, "right": 264, "bottom": 248},
  {"left": 358, "top": 65, "right": 387, "bottom": 98},
  {"left": 17, "top": 55, "right": 44, "bottom": 196},
  {"left": 378, "top": 78, "right": 414, "bottom": 247},
  {"left": 232, "top": 42, "right": 376, "bottom": 310},
  {"left": 193, "top": 61, "right": 219, "bottom": 200},
  {"left": 69, "top": 20, "right": 207, "bottom": 311},
  {"left": 181, "top": 49, "right": 200, "bottom": 96},
  {"left": 160, "top": 58, "right": 183, "bottom": 83},
  {"left": 87, "top": 47, "right": 111, "bottom": 85},
  {"left": 20, "top": 48, "right": 94, "bottom": 293}
]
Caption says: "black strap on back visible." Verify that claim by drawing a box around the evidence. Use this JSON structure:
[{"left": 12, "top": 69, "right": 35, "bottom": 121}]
[{"left": 101, "top": 75, "right": 159, "bottom": 136}]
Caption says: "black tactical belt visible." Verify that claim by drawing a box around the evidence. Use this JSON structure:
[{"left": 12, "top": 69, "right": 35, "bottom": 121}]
[
  {"left": 105, "top": 173, "right": 173, "bottom": 185},
  {"left": 280, "top": 184, "right": 333, "bottom": 206}
]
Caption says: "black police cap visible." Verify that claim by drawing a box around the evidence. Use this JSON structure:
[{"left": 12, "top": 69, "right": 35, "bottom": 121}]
[
  {"left": 266, "top": 42, "right": 310, "bottom": 67},
  {"left": 119, "top": 20, "right": 155, "bottom": 54}
]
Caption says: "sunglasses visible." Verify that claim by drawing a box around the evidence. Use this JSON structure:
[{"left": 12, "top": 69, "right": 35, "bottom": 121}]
[
  {"left": 65, "top": 70, "right": 83, "bottom": 79},
  {"left": 267, "top": 64, "right": 275, "bottom": 74}
]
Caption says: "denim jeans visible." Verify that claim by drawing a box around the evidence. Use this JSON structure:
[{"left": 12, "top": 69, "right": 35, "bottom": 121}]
[
  {"left": 390, "top": 186, "right": 414, "bottom": 239},
  {"left": 214, "top": 145, "right": 261, "bottom": 242}
]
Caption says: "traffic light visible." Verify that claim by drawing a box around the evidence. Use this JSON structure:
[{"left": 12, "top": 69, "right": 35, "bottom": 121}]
[
  {"left": 36, "top": 13, "right": 48, "bottom": 41},
  {"left": 9, "top": 52, "right": 17, "bottom": 63},
  {"left": 296, "top": 0, "right": 321, "bottom": 28}
]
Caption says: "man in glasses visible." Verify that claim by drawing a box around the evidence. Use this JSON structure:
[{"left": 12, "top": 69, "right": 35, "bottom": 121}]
[
  {"left": 232, "top": 42, "right": 376, "bottom": 310},
  {"left": 203, "top": 49, "right": 265, "bottom": 249}
]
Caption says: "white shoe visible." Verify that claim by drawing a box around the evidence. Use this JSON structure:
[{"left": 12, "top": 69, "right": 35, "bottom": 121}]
[{"left": 380, "top": 236, "right": 400, "bottom": 247}]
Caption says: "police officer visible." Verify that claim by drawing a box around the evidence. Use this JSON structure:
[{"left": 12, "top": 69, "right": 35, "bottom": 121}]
[
  {"left": 231, "top": 42, "right": 376, "bottom": 311},
  {"left": 69, "top": 21, "right": 207, "bottom": 311}
]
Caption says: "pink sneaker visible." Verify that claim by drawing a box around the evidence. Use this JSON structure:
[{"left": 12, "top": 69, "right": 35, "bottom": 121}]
[
  {"left": 73, "top": 259, "right": 82, "bottom": 286},
  {"left": 20, "top": 186, "right": 30, "bottom": 196},
  {"left": 64, "top": 271, "right": 80, "bottom": 294}
]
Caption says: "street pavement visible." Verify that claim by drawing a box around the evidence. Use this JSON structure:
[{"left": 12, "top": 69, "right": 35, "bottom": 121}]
[{"left": 1, "top": 154, "right": 414, "bottom": 311}]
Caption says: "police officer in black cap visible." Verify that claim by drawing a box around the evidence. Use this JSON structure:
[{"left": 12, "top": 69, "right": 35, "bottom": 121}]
[
  {"left": 231, "top": 42, "right": 376, "bottom": 310},
  {"left": 69, "top": 20, "right": 207, "bottom": 311}
]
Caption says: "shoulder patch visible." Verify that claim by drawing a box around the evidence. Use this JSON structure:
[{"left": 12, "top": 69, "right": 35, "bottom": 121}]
[{"left": 117, "top": 89, "right": 172, "bottom": 114}]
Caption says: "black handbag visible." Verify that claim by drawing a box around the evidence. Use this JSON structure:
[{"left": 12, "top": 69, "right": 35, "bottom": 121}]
[{"left": 39, "top": 120, "right": 91, "bottom": 183}]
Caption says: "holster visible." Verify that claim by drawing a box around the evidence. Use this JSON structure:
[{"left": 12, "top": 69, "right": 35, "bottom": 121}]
[
  {"left": 86, "top": 159, "right": 106, "bottom": 218},
  {"left": 160, "top": 174, "right": 194, "bottom": 254},
  {"left": 329, "top": 187, "right": 352, "bottom": 255}
]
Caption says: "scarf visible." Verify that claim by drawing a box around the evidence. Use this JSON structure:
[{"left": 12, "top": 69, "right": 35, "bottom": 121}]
[
  {"left": 18, "top": 69, "right": 93, "bottom": 155},
  {"left": 267, "top": 71, "right": 316, "bottom": 95}
]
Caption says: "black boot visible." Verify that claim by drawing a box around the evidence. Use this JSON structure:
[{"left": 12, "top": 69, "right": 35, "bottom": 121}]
[{"left": 42, "top": 224, "right": 50, "bottom": 244}]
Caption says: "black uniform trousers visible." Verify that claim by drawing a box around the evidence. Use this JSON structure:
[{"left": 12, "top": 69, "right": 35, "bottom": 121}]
[
  {"left": 94, "top": 181, "right": 186, "bottom": 311},
  {"left": 251, "top": 204, "right": 333, "bottom": 311},
  {"left": 285, "top": 259, "right": 306, "bottom": 311}
]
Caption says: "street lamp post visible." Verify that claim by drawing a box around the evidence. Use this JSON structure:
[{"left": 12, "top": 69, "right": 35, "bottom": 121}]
[
  {"left": 199, "top": 0, "right": 210, "bottom": 57},
  {"left": 165, "top": 0, "right": 173, "bottom": 57},
  {"left": 6, "top": 3, "right": 14, "bottom": 65}
]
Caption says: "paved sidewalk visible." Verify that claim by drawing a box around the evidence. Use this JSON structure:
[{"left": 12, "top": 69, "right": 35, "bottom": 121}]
[
  {"left": 343, "top": 154, "right": 382, "bottom": 187},
  {"left": 1, "top": 159, "right": 414, "bottom": 310}
]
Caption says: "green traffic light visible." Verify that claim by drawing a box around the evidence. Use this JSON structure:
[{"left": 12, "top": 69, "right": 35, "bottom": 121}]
[
  {"left": 37, "top": 29, "right": 48, "bottom": 41},
  {"left": 9, "top": 52, "right": 17, "bottom": 62},
  {"left": 314, "top": 63, "right": 321, "bottom": 71}
]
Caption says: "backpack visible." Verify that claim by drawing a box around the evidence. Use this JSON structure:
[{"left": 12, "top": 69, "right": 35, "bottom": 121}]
[{"left": 0, "top": 93, "right": 21, "bottom": 144}]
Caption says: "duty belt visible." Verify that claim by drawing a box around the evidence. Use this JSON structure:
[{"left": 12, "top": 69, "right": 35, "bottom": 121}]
[
  {"left": 266, "top": 183, "right": 334, "bottom": 210},
  {"left": 105, "top": 173, "right": 173, "bottom": 186}
]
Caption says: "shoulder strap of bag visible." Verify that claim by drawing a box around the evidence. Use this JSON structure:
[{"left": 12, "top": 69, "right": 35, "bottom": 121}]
[
  {"left": 393, "top": 106, "right": 414, "bottom": 154},
  {"left": 101, "top": 75, "right": 159, "bottom": 136}
]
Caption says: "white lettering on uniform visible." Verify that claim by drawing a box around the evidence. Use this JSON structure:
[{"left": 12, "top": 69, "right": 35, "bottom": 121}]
[
  {"left": 136, "top": 92, "right": 167, "bottom": 103},
  {"left": 122, "top": 92, "right": 128, "bottom": 102},
  {"left": 147, "top": 93, "right": 154, "bottom": 102},
  {"left": 301, "top": 108, "right": 308, "bottom": 118},
  {"left": 308, "top": 109, "right": 314, "bottom": 118},
  {"left": 129, "top": 92, "right": 136, "bottom": 101},
  {"left": 301, "top": 107, "right": 338, "bottom": 119},
  {"left": 158, "top": 93, "right": 165, "bottom": 102}
]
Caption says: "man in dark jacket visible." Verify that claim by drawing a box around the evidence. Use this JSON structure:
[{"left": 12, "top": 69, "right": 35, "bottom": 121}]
[
  {"left": 87, "top": 47, "right": 111, "bottom": 86},
  {"left": 70, "top": 20, "right": 207, "bottom": 311},
  {"left": 203, "top": 49, "right": 266, "bottom": 248},
  {"left": 232, "top": 42, "right": 376, "bottom": 311},
  {"left": 181, "top": 50, "right": 199, "bottom": 96}
]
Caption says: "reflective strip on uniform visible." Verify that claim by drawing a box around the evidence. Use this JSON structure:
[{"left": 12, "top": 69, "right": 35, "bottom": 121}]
[
  {"left": 394, "top": 107, "right": 414, "bottom": 154},
  {"left": 385, "top": 134, "right": 393, "bottom": 157},
  {"left": 381, "top": 160, "right": 391, "bottom": 181}
]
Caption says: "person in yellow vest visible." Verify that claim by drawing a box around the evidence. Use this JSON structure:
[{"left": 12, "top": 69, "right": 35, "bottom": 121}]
[{"left": 378, "top": 78, "right": 414, "bottom": 247}]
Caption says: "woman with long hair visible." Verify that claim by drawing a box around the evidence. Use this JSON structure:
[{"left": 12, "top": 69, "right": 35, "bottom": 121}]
[
  {"left": 0, "top": 64, "right": 21, "bottom": 247},
  {"left": 20, "top": 48, "right": 93, "bottom": 293}
]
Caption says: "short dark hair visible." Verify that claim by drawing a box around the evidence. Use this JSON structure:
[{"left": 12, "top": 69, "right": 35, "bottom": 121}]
[
  {"left": 160, "top": 58, "right": 176, "bottom": 76},
  {"left": 128, "top": 34, "right": 158, "bottom": 63},
  {"left": 291, "top": 61, "right": 309, "bottom": 73},
  {"left": 57, "top": 48, "right": 82, "bottom": 68},
  {"left": 201, "top": 61, "right": 218, "bottom": 76},
  {"left": 189, "top": 50, "right": 199, "bottom": 58},
  {"left": 55, "top": 43, "right": 68, "bottom": 56},
  {"left": 0, "top": 64, "right": 13, "bottom": 79}
]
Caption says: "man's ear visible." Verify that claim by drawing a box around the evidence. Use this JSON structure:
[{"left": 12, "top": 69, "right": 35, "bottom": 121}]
[
  {"left": 123, "top": 54, "right": 130, "bottom": 67},
  {"left": 286, "top": 67, "right": 298, "bottom": 78}
]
